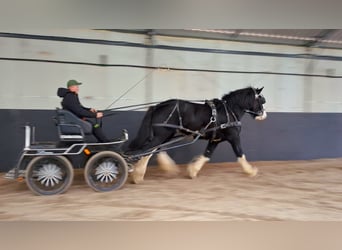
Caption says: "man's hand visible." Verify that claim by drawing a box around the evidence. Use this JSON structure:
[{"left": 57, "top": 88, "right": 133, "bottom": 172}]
[
  {"left": 96, "top": 112, "right": 103, "bottom": 118},
  {"left": 90, "top": 108, "right": 97, "bottom": 113}
]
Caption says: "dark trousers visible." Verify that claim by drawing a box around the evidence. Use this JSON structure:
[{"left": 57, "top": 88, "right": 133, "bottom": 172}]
[{"left": 85, "top": 118, "right": 109, "bottom": 142}]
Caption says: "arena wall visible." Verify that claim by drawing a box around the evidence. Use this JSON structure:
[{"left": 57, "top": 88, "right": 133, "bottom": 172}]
[{"left": 0, "top": 30, "right": 341, "bottom": 172}]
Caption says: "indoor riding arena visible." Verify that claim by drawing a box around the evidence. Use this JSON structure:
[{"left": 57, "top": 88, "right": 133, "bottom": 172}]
[{"left": 0, "top": 29, "right": 341, "bottom": 221}]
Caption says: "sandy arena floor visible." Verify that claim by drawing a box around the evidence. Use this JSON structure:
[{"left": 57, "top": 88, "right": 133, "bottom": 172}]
[{"left": 0, "top": 158, "right": 342, "bottom": 221}]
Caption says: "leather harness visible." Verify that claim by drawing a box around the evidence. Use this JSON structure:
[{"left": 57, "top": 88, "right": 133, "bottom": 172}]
[{"left": 153, "top": 99, "right": 241, "bottom": 141}]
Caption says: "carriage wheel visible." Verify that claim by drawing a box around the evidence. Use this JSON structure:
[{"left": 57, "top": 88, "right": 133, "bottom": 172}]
[
  {"left": 25, "top": 156, "right": 74, "bottom": 196},
  {"left": 84, "top": 151, "right": 128, "bottom": 192}
]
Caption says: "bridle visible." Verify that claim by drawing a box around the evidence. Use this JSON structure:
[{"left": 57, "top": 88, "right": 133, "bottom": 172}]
[
  {"left": 245, "top": 108, "right": 264, "bottom": 117},
  {"left": 245, "top": 89, "right": 265, "bottom": 117}
]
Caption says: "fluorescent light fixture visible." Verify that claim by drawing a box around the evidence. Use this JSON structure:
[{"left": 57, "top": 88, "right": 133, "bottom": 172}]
[{"left": 187, "top": 29, "right": 342, "bottom": 45}]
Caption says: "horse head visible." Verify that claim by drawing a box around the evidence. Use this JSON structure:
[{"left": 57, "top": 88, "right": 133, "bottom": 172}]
[{"left": 245, "top": 87, "right": 267, "bottom": 121}]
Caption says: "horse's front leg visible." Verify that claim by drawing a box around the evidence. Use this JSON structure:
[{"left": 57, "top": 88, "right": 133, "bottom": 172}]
[
  {"left": 156, "top": 151, "right": 180, "bottom": 175},
  {"left": 228, "top": 136, "right": 258, "bottom": 177},
  {"left": 187, "top": 141, "right": 218, "bottom": 179}
]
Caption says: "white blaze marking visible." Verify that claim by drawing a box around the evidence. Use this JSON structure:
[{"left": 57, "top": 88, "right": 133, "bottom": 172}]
[{"left": 255, "top": 110, "right": 267, "bottom": 121}]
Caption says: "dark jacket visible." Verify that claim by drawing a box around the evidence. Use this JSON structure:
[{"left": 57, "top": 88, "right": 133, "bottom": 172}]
[{"left": 57, "top": 88, "right": 96, "bottom": 118}]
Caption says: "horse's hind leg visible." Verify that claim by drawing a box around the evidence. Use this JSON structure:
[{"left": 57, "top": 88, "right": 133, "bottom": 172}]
[
  {"left": 131, "top": 153, "right": 154, "bottom": 184},
  {"left": 156, "top": 151, "right": 180, "bottom": 175},
  {"left": 130, "top": 130, "right": 175, "bottom": 183}
]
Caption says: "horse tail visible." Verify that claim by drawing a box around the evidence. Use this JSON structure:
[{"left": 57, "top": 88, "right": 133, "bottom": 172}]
[{"left": 128, "top": 106, "right": 155, "bottom": 150}]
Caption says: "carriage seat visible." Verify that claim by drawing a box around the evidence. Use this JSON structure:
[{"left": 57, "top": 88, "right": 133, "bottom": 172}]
[{"left": 55, "top": 108, "right": 92, "bottom": 141}]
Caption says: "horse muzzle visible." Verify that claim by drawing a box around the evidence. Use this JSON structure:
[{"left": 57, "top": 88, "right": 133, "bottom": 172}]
[
  {"left": 255, "top": 110, "right": 267, "bottom": 121},
  {"left": 245, "top": 109, "right": 267, "bottom": 120}
]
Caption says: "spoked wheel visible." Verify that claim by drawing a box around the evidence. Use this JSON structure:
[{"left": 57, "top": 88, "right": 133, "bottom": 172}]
[
  {"left": 84, "top": 151, "right": 128, "bottom": 192},
  {"left": 25, "top": 156, "right": 74, "bottom": 195}
]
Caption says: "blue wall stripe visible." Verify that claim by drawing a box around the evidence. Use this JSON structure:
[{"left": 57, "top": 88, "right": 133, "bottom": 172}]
[{"left": 1, "top": 109, "right": 341, "bottom": 172}]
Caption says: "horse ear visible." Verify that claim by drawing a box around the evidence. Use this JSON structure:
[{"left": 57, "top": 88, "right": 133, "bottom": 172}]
[{"left": 256, "top": 87, "right": 264, "bottom": 94}]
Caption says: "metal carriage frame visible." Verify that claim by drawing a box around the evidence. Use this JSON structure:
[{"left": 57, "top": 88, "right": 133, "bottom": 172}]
[{"left": 5, "top": 109, "right": 130, "bottom": 196}]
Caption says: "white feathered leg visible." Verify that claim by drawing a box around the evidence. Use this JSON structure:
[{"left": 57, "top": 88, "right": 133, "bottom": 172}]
[
  {"left": 237, "top": 154, "right": 258, "bottom": 177},
  {"left": 131, "top": 154, "right": 153, "bottom": 184},
  {"left": 156, "top": 152, "right": 180, "bottom": 175},
  {"left": 187, "top": 155, "right": 210, "bottom": 179}
]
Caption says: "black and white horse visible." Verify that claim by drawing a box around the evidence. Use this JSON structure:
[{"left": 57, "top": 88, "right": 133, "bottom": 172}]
[{"left": 126, "top": 87, "right": 267, "bottom": 183}]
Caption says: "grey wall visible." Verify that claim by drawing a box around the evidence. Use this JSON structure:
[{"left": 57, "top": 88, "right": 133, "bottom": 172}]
[{"left": 1, "top": 109, "right": 341, "bottom": 172}]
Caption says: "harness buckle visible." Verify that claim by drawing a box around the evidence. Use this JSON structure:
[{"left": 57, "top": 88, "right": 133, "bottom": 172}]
[
  {"left": 220, "top": 124, "right": 227, "bottom": 129},
  {"left": 206, "top": 100, "right": 217, "bottom": 123}
]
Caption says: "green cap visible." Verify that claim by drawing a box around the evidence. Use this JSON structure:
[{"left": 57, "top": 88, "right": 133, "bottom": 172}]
[{"left": 67, "top": 79, "right": 82, "bottom": 88}]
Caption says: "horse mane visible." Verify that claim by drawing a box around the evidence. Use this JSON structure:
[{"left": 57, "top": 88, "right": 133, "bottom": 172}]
[{"left": 221, "top": 87, "right": 255, "bottom": 108}]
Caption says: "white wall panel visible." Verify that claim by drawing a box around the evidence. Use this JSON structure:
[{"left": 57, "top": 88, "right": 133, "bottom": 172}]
[{"left": 0, "top": 30, "right": 341, "bottom": 113}]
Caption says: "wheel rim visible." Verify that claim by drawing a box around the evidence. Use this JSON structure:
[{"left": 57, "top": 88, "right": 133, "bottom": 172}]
[
  {"left": 87, "top": 155, "right": 126, "bottom": 191},
  {"left": 27, "top": 157, "right": 73, "bottom": 195},
  {"left": 34, "top": 163, "right": 63, "bottom": 187},
  {"left": 95, "top": 161, "right": 119, "bottom": 183}
]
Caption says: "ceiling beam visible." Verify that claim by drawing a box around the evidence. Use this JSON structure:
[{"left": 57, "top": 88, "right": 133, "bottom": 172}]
[{"left": 304, "top": 29, "right": 338, "bottom": 47}]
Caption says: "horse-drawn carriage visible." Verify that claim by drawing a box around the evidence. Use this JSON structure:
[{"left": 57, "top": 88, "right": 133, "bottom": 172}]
[
  {"left": 5, "top": 108, "right": 130, "bottom": 195},
  {"left": 5, "top": 86, "right": 267, "bottom": 196}
]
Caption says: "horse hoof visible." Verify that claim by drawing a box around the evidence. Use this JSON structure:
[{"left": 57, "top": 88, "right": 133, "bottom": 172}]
[
  {"left": 188, "top": 174, "right": 197, "bottom": 179},
  {"left": 130, "top": 178, "right": 142, "bottom": 184},
  {"left": 160, "top": 165, "right": 180, "bottom": 176},
  {"left": 248, "top": 167, "right": 258, "bottom": 177},
  {"left": 129, "top": 176, "right": 137, "bottom": 184},
  {"left": 187, "top": 169, "right": 197, "bottom": 179},
  {"left": 129, "top": 174, "right": 144, "bottom": 184}
]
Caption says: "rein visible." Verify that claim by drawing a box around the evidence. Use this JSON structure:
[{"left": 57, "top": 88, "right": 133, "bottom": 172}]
[
  {"left": 244, "top": 109, "right": 264, "bottom": 116},
  {"left": 101, "top": 101, "right": 161, "bottom": 117},
  {"left": 102, "top": 100, "right": 206, "bottom": 117}
]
